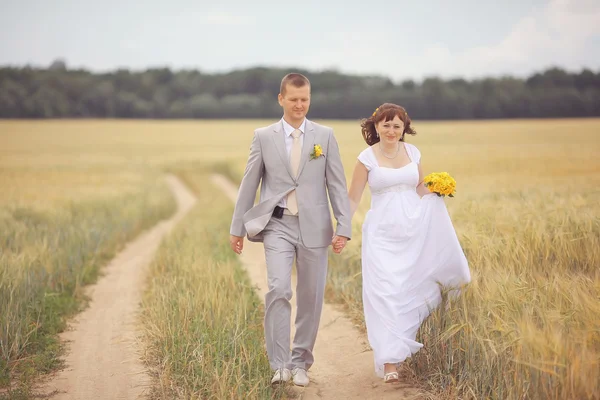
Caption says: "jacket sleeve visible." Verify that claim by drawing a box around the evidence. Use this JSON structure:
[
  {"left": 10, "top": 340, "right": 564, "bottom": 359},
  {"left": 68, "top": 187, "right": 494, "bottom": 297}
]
[
  {"left": 230, "top": 131, "right": 264, "bottom": 237},
  {"left": 325, "top": 128, "right": 352, "bottom": 239}
]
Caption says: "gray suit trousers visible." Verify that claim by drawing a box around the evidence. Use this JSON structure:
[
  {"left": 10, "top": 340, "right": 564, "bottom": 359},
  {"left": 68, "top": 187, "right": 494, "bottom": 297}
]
[{"left": 262, "top": 214, "right": 328, "bottom": 371}]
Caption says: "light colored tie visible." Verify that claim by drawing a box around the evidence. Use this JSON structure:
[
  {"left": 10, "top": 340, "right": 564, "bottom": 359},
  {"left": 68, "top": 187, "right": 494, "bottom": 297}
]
[{"left": 286, "top": 129, "right": 302, "bottom": 215}]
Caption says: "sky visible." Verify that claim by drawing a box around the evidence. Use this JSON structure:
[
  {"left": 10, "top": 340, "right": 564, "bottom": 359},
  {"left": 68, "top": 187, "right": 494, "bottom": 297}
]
[{"left": 1, "top": 0, "right": 599, "bottom": 82}]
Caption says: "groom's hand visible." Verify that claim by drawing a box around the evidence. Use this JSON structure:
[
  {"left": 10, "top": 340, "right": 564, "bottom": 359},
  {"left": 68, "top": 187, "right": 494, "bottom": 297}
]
[
  {"left": 229, "top": 235, "right": 244, "bottom": 254},
  {"left": 331, "top": 235, "right": 348, "bottom": 254}
]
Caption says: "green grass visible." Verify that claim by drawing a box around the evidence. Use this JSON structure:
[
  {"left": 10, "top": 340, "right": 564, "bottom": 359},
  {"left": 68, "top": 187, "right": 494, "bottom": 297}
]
[
  {"left": 0, "top": 175, "right": 176, "bottom": 398},
  {"left": 139, "top": 166, "right": 288, "bottom": 399}
]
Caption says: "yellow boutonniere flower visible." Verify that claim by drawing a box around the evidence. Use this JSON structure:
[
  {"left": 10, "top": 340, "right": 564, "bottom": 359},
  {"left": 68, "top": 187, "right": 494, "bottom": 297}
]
[{"left": 310, "top": 144, "right": 324, "bottom": 160}]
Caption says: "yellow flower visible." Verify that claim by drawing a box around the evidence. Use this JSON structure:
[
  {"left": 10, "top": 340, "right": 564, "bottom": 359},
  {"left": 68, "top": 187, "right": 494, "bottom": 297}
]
[
  {"left": 424, "top": 171, "right": 457, "bottom": 197},
  {"left": 310, "top": 144, "right": 324, "bottom": 160},
  {"left": 314, "top": 145, "right": 323, "bottom": 157}
]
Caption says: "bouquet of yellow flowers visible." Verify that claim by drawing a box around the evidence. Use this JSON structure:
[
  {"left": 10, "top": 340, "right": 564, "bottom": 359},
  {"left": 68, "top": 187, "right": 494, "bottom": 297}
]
[{"left": 423, "top": 172, "right": 457, "bottom": 197}]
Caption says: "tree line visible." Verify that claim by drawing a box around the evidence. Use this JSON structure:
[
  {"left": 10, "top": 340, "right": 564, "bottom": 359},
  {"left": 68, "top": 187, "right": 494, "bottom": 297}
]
[{"left": 1, "top": 60, "right": 599, "bottom": 120}]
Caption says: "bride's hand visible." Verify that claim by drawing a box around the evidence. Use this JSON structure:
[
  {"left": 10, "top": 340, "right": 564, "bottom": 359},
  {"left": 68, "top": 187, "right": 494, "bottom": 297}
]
[{"left": 416, "top": 182, "right": 432, "bottom": 198}]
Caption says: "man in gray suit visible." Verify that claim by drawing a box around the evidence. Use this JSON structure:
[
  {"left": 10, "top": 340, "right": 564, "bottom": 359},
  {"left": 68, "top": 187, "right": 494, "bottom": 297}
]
[{"left": 229, "top": 73, "right": 352, "bottom": 387}]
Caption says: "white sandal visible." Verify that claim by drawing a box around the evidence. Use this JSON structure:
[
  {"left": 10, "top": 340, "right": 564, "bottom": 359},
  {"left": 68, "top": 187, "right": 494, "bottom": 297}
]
[{"left": 384, "top": 371, "right": 399, "bottom": 383}]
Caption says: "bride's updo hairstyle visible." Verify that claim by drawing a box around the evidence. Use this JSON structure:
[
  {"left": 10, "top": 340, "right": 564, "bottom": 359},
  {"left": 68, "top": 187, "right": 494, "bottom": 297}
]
[{"left": 360, "top": 103, "right": 417, "bottom": 146}]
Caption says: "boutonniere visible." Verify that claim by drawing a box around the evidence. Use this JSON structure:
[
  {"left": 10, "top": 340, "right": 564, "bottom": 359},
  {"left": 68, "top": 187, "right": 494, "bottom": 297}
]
[{"left": 310, "top": 144, "right": 324, "bottom": 160}]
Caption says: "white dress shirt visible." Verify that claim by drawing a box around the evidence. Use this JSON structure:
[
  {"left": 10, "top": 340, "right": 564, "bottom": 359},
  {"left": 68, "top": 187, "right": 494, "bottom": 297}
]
[
  {"left": 272, "top": 117, "right": 305, "bottom": 209},
  {"left": 282, "top": 117, "right": 305, "bottom": 156}
]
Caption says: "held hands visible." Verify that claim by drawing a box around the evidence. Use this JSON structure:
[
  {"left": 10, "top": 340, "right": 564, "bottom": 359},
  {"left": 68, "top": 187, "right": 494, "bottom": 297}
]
[
  {"left": 229, "top": 235, "right": 244, "bottom": 254},
  {"left": 331, "top": 235, "right": 348, "bottom": 254}
]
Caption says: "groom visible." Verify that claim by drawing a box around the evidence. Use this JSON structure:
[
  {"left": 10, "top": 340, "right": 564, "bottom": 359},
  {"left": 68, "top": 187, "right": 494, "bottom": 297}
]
[{"left": 229, "top": 73, "right": 352, "bottom": 386}]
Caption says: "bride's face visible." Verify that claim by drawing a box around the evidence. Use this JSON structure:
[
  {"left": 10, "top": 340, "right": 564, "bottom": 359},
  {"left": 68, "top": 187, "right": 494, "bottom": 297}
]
[{"left": 376, "top": 115, "right": 405, "bottom": 144}]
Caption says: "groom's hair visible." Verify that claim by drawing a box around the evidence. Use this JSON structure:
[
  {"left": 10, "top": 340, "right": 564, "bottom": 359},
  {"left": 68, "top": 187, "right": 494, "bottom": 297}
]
[{"left": 280, "top": 73, "right": 310, "bottom": 96}]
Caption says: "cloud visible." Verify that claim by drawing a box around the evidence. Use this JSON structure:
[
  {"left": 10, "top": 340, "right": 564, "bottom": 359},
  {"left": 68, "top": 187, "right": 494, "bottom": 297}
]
[
  {"left": 417, "top": 0, "right": 600, "bottom": 79},
  {"left": 200, "top": 12, "right": 253, "bottom": 26}
]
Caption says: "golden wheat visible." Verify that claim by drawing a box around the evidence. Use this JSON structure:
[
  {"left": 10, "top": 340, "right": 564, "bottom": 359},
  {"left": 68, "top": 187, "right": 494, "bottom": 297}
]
[{"left": 1, "top": 118, "right": 598, "bottom": 399}]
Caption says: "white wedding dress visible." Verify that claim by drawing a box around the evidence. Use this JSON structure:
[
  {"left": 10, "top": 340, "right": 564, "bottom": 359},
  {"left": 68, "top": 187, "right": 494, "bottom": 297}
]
[{"left": 358, "top": 143, "right": 471, "bottom": 378}]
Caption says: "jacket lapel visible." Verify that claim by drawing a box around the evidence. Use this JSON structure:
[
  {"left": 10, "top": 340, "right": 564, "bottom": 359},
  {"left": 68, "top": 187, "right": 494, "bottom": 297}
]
[
  {"left": 272, "top": 121, "right": 294, "bottom": 179},
  {"left": 296, "top": 120, "right": 315, "bottom": 178}
]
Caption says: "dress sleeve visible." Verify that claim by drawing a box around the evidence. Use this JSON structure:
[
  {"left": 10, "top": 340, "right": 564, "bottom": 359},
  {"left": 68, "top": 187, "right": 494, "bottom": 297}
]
[
  {"left": 357, "top": 148, "right": 373, "bottom": 171},
  {"left": 406, "top": 143, "right": 421, "bottom": 164}
]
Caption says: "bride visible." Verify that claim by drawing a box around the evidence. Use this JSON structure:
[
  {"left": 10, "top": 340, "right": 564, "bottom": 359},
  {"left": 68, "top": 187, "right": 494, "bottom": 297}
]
[{"left": 340, "top": 103, "right": 471, "bottom": 383}]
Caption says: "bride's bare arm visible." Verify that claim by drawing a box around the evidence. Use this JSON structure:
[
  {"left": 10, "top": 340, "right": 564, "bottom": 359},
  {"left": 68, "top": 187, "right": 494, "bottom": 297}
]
[{"left": 348, "top": 161, "right": 368, "bottom": 219}]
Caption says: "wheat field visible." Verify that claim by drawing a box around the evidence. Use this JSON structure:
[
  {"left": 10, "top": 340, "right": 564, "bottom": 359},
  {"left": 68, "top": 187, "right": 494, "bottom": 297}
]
[{"left": 1, "top": 118, "right": 599, "bottom": 399}]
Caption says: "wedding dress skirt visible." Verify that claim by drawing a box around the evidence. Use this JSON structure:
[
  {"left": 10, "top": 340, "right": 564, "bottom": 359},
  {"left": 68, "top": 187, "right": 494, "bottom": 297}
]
[{"left": 358, "top": 144, "right": 471, "bottom": 378}]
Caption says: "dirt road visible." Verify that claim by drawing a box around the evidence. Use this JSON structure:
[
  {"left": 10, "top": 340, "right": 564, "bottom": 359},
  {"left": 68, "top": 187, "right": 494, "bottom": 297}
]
[{"left": 37, "top": 175, "right": 196, "bottom": 400}]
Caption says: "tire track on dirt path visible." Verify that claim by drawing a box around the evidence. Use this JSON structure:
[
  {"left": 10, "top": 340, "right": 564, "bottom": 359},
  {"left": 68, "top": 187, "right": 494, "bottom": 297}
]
[
  {"left": 36, "top": 174, "right": 196, "bottom": 400},
  {"left": 211, "top": 174, "right": 423, "bottom": 400}
]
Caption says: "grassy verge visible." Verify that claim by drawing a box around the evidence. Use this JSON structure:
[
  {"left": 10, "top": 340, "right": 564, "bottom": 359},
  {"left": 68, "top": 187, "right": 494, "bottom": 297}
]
[
  {"left": 140, "top": 166, "right": 286, "bottom": 399},
  {"left": 401, "top": 191, "right": 600, "bottom": 400},
  {"left": 0, "top": 175, "right": 176, "bottom": 398}
]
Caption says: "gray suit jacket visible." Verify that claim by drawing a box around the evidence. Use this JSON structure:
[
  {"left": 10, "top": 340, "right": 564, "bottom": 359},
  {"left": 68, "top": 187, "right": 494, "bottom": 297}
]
[{"left": 229, "top": 119, "right": 352, "bottom": 248}]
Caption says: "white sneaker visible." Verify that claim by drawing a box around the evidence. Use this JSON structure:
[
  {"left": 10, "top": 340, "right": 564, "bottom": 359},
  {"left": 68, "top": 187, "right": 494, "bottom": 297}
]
[
  {"left": 271, "top": 368, "right": 292, "bottom": 385},
  {"left": 292, "top": 367, "right": 309, "bottom": 386}
]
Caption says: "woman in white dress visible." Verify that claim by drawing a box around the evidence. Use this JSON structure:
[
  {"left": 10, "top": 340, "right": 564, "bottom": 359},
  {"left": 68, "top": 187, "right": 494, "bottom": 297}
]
[{"left": 343, "top": 103, "right": 471, "bottom": 383}]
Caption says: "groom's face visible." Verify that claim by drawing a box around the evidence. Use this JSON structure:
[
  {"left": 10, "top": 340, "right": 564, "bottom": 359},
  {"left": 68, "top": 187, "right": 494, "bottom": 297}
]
[{"left": 278, "top": 84, "right": 311, "bottom": 121}]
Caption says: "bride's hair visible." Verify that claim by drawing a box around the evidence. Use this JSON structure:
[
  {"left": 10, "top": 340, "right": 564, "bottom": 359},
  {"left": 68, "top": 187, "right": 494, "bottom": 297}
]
[{"left": 360, "top": 103, "right": 417, "bottom": 146}]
